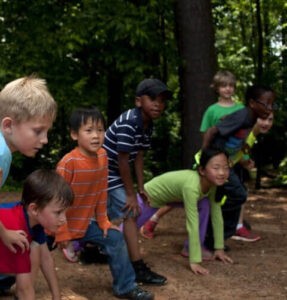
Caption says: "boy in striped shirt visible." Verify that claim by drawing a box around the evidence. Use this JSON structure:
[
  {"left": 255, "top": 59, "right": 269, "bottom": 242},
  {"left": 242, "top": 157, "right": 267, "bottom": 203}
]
[{"left": 103, "top": 78, "right": 172, "bottom": 285}]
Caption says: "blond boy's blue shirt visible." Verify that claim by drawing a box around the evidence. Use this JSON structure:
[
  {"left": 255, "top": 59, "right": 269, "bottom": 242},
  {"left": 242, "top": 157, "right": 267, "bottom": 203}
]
[{"left": 0, "top": 131, "right": 12, "bottom": 187}]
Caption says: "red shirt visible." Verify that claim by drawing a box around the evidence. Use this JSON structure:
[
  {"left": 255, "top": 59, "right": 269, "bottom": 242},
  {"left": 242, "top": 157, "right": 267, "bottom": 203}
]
[{"left": 0, "top": 202, "right": 46, "bottom": 274}]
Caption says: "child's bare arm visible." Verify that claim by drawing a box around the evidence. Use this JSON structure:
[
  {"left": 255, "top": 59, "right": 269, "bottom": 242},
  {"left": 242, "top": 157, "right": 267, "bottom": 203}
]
[
  {"left": 134, "top": 150, "right": 145, "bottom": 192},
  {"left": 118, "top": 152, "right": 140, "bottom": 216},
  {"left": 39, "top": 243, "right": 61, "bottom": 300},
  {"left": 202, "top": 126, "right": 218, "bottom": 150},
  {"left": 0, "top": 222, "right": 29, "bottom": 253}
]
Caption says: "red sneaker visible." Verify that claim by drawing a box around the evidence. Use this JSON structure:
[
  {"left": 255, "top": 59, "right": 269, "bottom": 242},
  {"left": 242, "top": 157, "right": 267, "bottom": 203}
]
[
  {"left": 140, "top": 220, "right": 158, "bottom": 239},
  {"left": 231, "top": 226, "right": 261, "bottom": 242}
]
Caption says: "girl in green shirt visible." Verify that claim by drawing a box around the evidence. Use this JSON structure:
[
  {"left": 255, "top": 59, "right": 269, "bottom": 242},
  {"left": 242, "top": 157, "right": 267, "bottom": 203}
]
[{"left": 139, "top": 147, "right": 233, "bottom": 275}]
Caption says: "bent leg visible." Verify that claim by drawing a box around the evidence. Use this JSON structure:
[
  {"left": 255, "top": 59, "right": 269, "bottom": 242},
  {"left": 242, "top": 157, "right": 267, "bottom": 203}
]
[
  {"left": 82, "top": 221, "right": 136, "bottom": 296},
  {"left": 220, "top": 168, "right": 247, "bottom": 239}
]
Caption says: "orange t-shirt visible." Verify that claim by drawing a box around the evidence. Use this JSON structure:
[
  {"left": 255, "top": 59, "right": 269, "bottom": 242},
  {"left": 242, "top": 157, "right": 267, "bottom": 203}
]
[{"left": 55, "top": 147, "right": 111, "bottom": 242}]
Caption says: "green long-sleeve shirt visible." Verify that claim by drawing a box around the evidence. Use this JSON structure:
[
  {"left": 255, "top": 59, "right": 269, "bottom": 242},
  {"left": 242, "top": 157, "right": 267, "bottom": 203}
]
[{"left": 144, "top": 170, "right": 224, "bottom": 263}]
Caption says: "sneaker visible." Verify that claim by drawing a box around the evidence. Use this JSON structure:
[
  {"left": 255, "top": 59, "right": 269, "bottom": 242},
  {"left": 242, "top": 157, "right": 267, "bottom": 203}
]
[
  {"left": 62, "top": 242, "right": 79, "bottom": 263},
  {"left": 231, "top": 226, "right": 261, "bottom": 242},
  {"left": 133, "top": 260, "right": 167, "bottom": 285},
  {"left": 140, "top": 220, "right": 157, "bottom": 239},
  {"left": 115, "top": 286, "right": 154, "bottom": 300}
]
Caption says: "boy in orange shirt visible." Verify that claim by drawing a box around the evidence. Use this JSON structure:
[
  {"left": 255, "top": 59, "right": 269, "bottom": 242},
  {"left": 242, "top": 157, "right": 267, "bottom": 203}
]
[{"left": 55, "top": 107, "right": 153, "bottom": 300}]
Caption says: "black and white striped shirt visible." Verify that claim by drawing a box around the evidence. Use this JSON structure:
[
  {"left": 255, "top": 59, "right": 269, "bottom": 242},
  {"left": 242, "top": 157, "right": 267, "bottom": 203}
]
[{"left": 103, "top": 107, "right": 153, "bottom": 190}]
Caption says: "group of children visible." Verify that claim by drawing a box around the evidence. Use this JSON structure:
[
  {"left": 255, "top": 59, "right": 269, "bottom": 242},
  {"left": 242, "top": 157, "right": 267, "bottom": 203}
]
[{"left": 0, "top": 72, "right": 276, "bottom": 299}]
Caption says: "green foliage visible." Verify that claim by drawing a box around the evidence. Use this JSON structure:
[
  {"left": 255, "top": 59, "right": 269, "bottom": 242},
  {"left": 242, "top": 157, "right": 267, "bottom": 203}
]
[
  {"left": 276, "top": 157, "right": 287, "bottom": 185},
  {"left": 0, "top": 0, "right": 286, "bottom": 183}
]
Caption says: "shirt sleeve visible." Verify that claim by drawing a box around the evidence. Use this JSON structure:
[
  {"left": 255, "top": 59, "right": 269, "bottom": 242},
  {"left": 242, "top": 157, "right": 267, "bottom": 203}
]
[
  {"left": 216, "top": 108, "right": 247, "bottom": 137},
  {"left": 94, "top": 154, "right": 111, "bottom": 230},
  {"left": 182, "top": 185, "right": 202, "bottom": 263},
  {"left": 115, "top": 120, "right": 137, "bottom": 153},
  {"left": 32, "top": 224, "right": 46, "bottom": 245},
  {"left": 55, "top": 159, "right": 73, "bottom": 242},
  {"left": 200, "top": 107, "right": 212, "bottom": 133},
  {"left": 209, "top": 188, "right": 224, "bottom": 250}
]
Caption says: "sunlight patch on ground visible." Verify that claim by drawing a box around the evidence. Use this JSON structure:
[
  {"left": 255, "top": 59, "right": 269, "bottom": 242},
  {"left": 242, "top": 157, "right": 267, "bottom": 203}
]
[{"left": 253, "top": 223, "right": 283, "bottom": 233}]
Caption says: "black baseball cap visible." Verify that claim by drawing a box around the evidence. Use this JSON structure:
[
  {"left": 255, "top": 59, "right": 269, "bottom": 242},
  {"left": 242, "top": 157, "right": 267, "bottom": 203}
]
[{"left": 136, "top": 78, "right": 172, "bottom": 100}]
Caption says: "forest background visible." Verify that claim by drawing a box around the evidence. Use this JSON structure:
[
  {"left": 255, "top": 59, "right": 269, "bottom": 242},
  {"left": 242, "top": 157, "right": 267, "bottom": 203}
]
[{"left": 0, "top": 0, "right": 286, "bottom": 187}]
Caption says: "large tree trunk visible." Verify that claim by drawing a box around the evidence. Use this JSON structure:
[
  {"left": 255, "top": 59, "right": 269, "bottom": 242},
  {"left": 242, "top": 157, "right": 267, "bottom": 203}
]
[{"left": 175, "top": 0, "right": 217, "bottom": 168}]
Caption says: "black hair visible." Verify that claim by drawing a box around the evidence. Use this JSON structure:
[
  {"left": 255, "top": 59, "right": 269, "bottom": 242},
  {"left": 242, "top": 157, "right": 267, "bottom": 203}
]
[
  {"left": 245, "top": 84, "right": 275, "bottom": 105},
  {"left": 69, "top": 107, "right": 106, "bottom": 132},
  {"left": 22, "top": 169, "right": 74, "bottom": 209},
  {"left": 199, "top": 147, "right": 229, "bottom": 169}
]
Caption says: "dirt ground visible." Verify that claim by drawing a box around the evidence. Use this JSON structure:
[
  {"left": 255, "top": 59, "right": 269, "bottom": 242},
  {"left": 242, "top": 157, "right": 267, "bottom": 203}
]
[{"left": 1, "top": 177, "right": 287, "bottom": 300}]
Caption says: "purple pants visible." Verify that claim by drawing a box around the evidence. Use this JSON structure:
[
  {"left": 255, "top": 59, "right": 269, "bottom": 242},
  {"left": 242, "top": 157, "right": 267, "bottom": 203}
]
[{"left": 136, "top": 194, "right": 210, "bottom": 246}]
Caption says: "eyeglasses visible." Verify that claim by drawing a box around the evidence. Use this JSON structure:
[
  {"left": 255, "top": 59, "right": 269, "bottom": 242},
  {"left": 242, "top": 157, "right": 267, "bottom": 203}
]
[{"left": 254, "top": 100, "right": 277, "bottom": 110}]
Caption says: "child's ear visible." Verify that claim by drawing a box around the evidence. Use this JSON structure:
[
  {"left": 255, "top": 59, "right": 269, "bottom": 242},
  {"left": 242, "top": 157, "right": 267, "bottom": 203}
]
[
  {"left": 249, "top": 99, "right": 256, "bottom": 109},
  {"left": 70, "top": 130, "right": 78, "bottom": 141},
  {"left": 198, "top": 166, "right": 205, "bottom": 177},
  {"left": 1, "top": 117, "right": 13, "bottom": 134},
  {"left": 135, "top": 97, "right": 142, "bottom": 108},
  {"left": 27, "top": 203, "right": 39, "bottom": 217}
]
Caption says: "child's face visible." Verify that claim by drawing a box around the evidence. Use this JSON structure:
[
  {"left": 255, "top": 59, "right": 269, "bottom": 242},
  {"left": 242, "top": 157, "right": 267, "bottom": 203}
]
[
  {"left": 3, "top": 116, "right": 53, "bottom": 156},
  {"left": 31, "top": 198, "right": 67, "bottom": 233},
  {"left": 251, "top": 91, "right": 275, "bottom": 119},
  {"left": 218, "top": 83, "right": 235, "bottom": 100},
  {"left": 71, "top": 118, "right": 105, "bottom": 157},
  {"left": 256, "top": 112, "right": 274, "bottom": 134},
  {"left": 136, "top": 94, "right": 166, "bottom": 121},
  {"left": 200, "top": 153, "right": 230, "bottom": 186}
]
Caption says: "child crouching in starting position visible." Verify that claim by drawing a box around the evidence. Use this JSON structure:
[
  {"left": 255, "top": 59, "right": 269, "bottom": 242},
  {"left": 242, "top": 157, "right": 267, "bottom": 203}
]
[
  {"left": 0, "top": 169, "right": 74, "bottom": 299},
  {"left": 55, "top": 107, "right": 154, "bottom": 300},
  {"left": 138, "top": 147, "right": 233, "bottom": 275}
]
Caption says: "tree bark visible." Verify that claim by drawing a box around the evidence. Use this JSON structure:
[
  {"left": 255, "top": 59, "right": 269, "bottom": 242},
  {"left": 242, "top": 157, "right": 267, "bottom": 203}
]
[{"left": 174, "top": 0, "right": 217, "bottom": 167}]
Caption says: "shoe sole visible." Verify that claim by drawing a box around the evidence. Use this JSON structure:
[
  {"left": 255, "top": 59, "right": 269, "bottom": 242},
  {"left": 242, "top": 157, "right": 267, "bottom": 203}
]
[
  {"left": 136, "top": 280, "right": 167, "bottom": 286},
  {"left": 230, "top": 235, "right": 261, "bottom": 242},
  {"left": 62, "top": 248, "right": 79, "bottom": 263}
]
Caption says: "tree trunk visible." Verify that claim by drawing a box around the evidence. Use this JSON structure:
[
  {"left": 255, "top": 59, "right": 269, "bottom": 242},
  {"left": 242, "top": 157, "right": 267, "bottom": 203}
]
[
  {"left": 255, "top": 0, "right": 263, "bottom": 81},
  {"left": 174, "top": 0, "right": 217, "bottom": 168},
  {"left": 106, "top": 70, "right": 123, "bottom": 126}
]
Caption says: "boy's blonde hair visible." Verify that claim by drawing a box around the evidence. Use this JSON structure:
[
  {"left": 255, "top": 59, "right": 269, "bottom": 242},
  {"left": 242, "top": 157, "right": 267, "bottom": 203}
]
[
  {"left": 210, "top": 70, "right": 236, "bottom": 91},
  {"left": 0, "top": 75, "right": 57, "bottom": 123}
]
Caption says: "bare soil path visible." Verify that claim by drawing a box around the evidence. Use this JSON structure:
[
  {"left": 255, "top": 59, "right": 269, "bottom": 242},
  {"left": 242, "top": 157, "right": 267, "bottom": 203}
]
[{"left": 1, "top": 179, "right": 287, "bottom": 299}]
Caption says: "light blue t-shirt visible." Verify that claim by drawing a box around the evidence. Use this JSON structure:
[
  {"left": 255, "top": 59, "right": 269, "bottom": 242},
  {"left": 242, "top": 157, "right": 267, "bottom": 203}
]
[{"left": 0, "top": 131, "right": 12, "bottom": 187}]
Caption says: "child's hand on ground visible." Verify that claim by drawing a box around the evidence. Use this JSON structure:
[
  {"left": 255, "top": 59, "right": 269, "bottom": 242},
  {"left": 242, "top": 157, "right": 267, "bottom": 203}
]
[
  {"left": 214, "top": 249, "right": 233, "bottom": 264},
  {"left": 1, "top": 229, "right": 29, "bottom": 253},
  {"left": 190, "top": 263, "right": 209, "bottom": 275}
]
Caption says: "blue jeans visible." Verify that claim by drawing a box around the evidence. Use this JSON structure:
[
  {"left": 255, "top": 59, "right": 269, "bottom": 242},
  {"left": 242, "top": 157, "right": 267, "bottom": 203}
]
[
  {"left": 81, "top": 220, "right": 136, "bottom": 295},
  {"left": 108, "top": 187, "right": 134, "bottom": 221}
]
